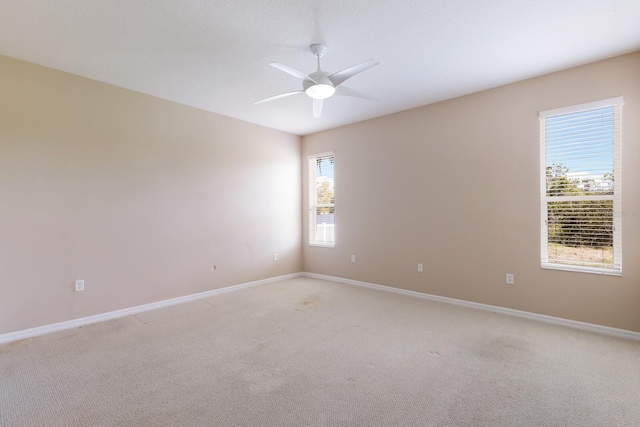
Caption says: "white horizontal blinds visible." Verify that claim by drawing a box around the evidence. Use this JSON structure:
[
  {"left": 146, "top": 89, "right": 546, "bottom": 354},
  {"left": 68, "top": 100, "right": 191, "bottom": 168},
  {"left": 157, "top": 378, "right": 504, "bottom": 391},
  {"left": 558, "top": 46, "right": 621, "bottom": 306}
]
[
  {"left": 545, "top": 107, "right": 616, "bottom": 197},
  {"left": 309, "top": 153, "right": 335, "bottom": 246},
  {"left": 540, "top": 100, "right": 622, "bottom": 273}
]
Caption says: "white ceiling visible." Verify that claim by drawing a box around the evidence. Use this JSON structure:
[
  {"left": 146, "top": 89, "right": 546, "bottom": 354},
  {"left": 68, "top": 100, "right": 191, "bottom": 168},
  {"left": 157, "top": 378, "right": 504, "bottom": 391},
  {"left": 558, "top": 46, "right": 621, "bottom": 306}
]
[{"left": 0, "top": 0, "right": 638, "bottom": 136}]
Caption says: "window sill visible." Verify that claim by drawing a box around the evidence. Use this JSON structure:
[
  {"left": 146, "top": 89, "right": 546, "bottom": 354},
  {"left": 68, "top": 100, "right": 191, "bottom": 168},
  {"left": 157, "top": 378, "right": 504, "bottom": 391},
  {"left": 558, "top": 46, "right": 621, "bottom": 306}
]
[
  {"left": 541, "top": 263, "right": 621, "bottom": 276},
  {"left": 310, "top": 243, "right": 335, "bottom": 248}
]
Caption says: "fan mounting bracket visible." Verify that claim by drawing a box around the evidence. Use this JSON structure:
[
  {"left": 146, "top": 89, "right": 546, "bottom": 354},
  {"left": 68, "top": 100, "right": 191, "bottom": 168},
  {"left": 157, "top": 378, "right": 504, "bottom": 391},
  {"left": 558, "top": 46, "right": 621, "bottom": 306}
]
[{"left": 310, "top": 44, "right": 327, "bottom": 57}]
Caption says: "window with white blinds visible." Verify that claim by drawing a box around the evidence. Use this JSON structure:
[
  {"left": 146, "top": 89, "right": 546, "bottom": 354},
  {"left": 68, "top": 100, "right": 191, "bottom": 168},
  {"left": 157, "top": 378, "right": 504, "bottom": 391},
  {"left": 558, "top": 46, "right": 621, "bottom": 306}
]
[
  {"left": 309, "top": 152, "right": 335, "bottom": 247},
  {"left": 539, "top": 97, "right": 622, "bottom": 275}
]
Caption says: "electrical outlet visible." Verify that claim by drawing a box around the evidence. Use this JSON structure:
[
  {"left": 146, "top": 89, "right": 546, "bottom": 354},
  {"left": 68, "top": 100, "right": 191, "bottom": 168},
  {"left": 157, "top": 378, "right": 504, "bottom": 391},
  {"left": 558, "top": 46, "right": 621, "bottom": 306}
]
[
  {"left": 273, "top": 253, "right": 278, "bottom": 261},
  {"left": 417, "top": 263, "right": 423, "bottom": 272},
  {"left": 75, "top": 279, "right": 85, "bottom": 292},
  {"left": 506, "top": 273, "right": 514, "bottom": 285},
  {"left": 351, "top": 255, "right": 356, "bottom": 263}
]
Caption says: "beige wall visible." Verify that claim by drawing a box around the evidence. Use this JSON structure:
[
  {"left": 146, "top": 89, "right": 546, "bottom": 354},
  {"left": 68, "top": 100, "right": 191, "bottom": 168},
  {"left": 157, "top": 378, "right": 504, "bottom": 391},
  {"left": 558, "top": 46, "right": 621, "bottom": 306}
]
[
  {"left": 2, "top": 52, "right": 639, "bottom": 336},
  {"left": 0, "top": 55, "right": 302, "bottom": 334},
  {"left": 303, "top": 52, "right": 640, "bottom": 332}
]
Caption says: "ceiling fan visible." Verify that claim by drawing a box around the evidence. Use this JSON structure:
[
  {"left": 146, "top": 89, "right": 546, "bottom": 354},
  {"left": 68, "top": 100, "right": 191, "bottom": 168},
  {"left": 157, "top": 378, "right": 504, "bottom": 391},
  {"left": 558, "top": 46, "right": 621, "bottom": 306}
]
[{"left": 255, "top": 44, "right": 380, "bottom": 118}]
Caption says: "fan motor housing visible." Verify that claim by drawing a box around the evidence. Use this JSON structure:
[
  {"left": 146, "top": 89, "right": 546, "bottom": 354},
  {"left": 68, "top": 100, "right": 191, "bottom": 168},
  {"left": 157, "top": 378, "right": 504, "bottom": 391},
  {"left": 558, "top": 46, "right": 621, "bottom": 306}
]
[{"left": 303, "top": 71, "right": 333, "bottom": 90}]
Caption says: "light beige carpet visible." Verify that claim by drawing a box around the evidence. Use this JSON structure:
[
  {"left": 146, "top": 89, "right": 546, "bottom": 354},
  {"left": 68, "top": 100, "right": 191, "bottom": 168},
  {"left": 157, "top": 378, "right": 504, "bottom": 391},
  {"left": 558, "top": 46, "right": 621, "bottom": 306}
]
[{"left": 1, "top": 277, "right": 639, "bottom": 426}]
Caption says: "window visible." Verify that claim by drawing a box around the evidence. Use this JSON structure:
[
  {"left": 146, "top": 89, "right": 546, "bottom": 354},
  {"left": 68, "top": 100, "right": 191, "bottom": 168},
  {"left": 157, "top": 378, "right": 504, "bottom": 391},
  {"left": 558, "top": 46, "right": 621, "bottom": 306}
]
[
  {"left": 539, "top": 97, "right": 622, "bottom": 275},
  {"left": 309, "top": 152, "right": 335, "bottom": 247}
]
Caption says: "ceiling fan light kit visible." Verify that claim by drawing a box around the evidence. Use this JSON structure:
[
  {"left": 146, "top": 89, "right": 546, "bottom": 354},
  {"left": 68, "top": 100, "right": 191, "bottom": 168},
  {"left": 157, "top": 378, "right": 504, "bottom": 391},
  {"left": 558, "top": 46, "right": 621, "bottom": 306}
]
[
  {"left": 305, "top": 83, "right": 335, "bottom": 100},
  {"left": 255, "top": 44, "right": 380, "bottom": 118}
]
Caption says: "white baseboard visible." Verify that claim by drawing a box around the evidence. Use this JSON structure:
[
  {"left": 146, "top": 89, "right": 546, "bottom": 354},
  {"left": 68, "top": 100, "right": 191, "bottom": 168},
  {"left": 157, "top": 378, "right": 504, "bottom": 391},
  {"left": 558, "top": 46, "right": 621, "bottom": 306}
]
[
  {"left": 4, "top": 271, "right": 638, "bottom": 345},
  {"left": 0, "top": 272, "right": 303, "bottom": 345},
  {"left": 303, "top": 272, "right": 640, "bottom": 342}
]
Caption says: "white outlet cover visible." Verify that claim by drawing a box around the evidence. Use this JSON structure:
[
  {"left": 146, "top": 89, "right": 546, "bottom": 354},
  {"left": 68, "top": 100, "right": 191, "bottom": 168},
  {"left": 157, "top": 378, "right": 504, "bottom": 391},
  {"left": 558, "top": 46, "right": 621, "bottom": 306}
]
[
  {"left": 351, "top": 255, "right": 356, "bottom": 263},
  {"left": 418, "top": 263, "right": 423, "bottom": 272},
  {"left": 273, "top": 253, "right": 278, "bottom": 261},
  {"left": 506, "top": 274, "right": 514, "bottom": 285},
  {"left": 75, "top": 279, "right": 85, "bottom": 292}
]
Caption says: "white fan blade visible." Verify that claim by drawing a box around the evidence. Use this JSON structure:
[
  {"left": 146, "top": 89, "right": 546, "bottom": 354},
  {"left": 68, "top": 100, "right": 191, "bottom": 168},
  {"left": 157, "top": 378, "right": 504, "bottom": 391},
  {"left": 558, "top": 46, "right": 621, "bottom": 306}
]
[
  {"left": 270, "top": 63, "right": 318, "bottom": 84},
  {"left": 254, "top": 90, "right": 304, "bottom": 105},
  {"left": 329, "top": 59, "right": 379, "bottom": 87},
  {"left": 335, "top": 86, "right": 380, "bottom": 101},
  {"left": 313, "top": 99, "right": 323, "bottom": 119}
]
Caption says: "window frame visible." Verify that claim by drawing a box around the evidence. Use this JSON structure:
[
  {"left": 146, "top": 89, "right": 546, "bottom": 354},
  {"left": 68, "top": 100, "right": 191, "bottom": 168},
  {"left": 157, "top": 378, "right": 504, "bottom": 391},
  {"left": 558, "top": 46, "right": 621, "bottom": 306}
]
[
  {"left": 308, "top": 151, "right": 335, "bottom": 248},
  {"left": 539, "top": 97, "right": 623, "bottom": 275}
]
